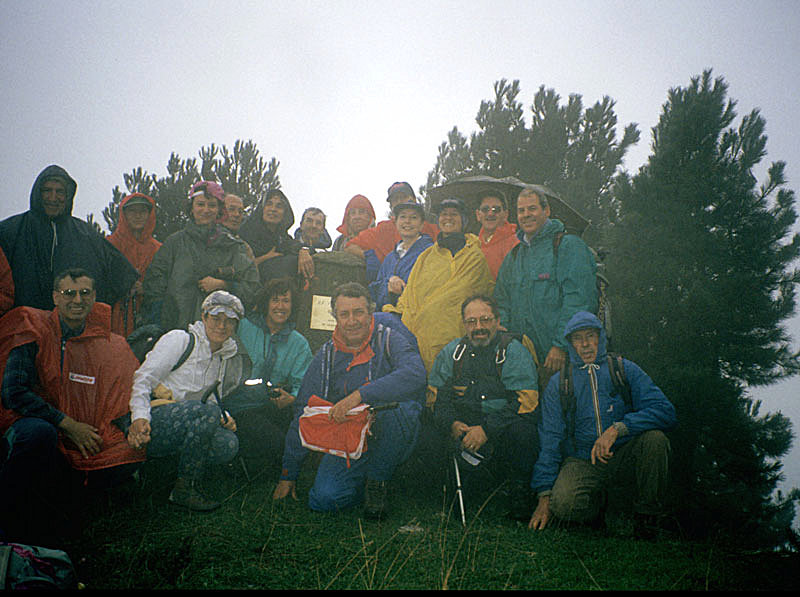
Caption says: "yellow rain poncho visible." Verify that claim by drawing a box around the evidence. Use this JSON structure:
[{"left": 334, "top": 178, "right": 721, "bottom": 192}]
[{"left": 383, "top": 233, "right": 494, "bottom": 372}]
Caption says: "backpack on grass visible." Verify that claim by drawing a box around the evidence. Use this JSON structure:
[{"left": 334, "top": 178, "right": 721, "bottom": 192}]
[{"left": 0, "top": 542, "right": 77, "bottom": 590}]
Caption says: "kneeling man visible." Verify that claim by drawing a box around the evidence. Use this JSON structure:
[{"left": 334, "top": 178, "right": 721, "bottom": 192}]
[
  {"left": 0, "top": 268, "right": 144, "bottom": 540},
  {"left": 273, "top": 282, "right": 426, "bottom": 519},
  {"left": 529, "top": 311, "right": 677, "bottom": 534},
  {"left": 428, "top": 294, "right": 539, "bottom": 520}
]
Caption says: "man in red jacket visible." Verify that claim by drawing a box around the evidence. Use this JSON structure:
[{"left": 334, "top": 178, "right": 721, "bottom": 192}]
[
  {"left": 476, "top": 190, "right": 519, "bottom": 280},
  {"left": 0, "top": 268, "right": 144, "bottom": 542}
]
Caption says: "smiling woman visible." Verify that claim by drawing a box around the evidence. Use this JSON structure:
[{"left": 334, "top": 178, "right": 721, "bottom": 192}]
[
  {"left": 232, "top": 277, "right": 313, "bottom": 462},
  {"left": 383, "top": 197, "right": 494, "bottom": 373}
]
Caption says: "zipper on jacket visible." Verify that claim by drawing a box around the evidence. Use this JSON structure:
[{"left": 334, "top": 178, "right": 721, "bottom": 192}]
[
  {"left": 51, "top": 220, "right": 58, "bottom": 271},
  {"left": 581, "top": 363, "right": 603, "bottom": 438}
]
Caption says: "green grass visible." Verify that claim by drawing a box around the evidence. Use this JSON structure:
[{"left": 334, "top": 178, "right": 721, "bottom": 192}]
[{"left": 60, "top": 457, "right": 800, "bottom": 590}]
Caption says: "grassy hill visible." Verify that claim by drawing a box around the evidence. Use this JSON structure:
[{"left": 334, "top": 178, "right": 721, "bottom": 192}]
[{"left": 55, "top": 455, "right": 800, "bottom": 590}]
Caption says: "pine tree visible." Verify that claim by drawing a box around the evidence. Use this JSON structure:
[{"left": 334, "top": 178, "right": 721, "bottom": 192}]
[
  {"left": 104, "top": 139, "right": 280, "bottom": 241},
  {"left": 608, "top": 70, "right": 800, "bottom": 547},
  {"left": 423, "top": 79, "right": 639, "bottom": 245}
]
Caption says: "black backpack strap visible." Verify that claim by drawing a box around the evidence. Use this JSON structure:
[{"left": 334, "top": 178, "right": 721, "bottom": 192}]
[
  {"left": 493, "top": 331, "right": 520, "bottom": 378},
  {"left": 171, "top": 330, "right": 196, "bottom": 372},
  {"left": 607, "top": 352, "right": 632, "bottom": 409},
  {"left": 558, "top": 362, "right": 576, "bottom": 451}
]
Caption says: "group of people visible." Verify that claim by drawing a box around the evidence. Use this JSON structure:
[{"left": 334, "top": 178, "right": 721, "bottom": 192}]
[{"left": 0, "top": 164, "right": 677, "bottom": 546}]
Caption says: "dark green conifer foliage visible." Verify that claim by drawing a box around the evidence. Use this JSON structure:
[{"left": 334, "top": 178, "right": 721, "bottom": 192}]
[
  {"left": 104, "top": 139, "right": 280, "bottom": 241},
  {"left": 423, "top": 79, "right": 639, "bottom": 245},
  {"left": 608, "top": 70, "right": 800, "bottom": 547}
]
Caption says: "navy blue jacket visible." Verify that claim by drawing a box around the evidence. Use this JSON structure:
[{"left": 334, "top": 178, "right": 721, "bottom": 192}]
[
  {"left": 280, "top": 316, "right": 426, "bottom": 480},
  {"left": 0, "top": 165, "right": 138, "bottom": 310}
]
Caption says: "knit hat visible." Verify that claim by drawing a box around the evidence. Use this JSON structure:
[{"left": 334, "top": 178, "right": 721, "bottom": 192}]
[{"left": 189, "top": 181, "right": 225, "bottom": 203}]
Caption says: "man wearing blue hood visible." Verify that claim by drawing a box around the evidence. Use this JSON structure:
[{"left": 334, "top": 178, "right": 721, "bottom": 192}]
[
  {"left": 528, "top": 311, "right": 677, "bottom": 534},
  {"left": 0, "top": 165, "right": 138, "bottom": 311}
]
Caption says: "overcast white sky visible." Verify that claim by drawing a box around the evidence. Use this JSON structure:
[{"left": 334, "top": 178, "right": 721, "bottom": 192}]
[{"left": 2, "top": 0, "right": 799, "bottom": 494}]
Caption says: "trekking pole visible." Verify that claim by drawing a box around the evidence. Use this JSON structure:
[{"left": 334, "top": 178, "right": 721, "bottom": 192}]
[
  {"left": 453, "top": 454, "right": 466, "bottom": 527},
  {"left": 369, "top": 401, "right": 399, "bottom": 413}
]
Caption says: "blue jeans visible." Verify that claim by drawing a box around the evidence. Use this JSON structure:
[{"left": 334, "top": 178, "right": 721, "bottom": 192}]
[{"left": 308, "top": 401, "right": 422, "bottom": 512}]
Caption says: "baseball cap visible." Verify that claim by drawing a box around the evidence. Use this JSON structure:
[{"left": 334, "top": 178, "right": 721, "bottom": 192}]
[
  {"left": 122, "top": 193, "right": 153, "bottom": 209},
  {"left": 386, "top": 181, "right": 416, "bottom": 202},
  {"left": 201, "top": 290, "right": 244, "bottom": 320}
]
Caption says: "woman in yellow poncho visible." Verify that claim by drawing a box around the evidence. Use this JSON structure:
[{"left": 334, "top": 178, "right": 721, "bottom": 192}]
[{"left": 383, "top": 197, "right": 494, "bottom": 373}]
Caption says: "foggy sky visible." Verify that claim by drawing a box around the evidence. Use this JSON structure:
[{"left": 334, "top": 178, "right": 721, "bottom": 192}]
[{"left": 2, "top": 0, "right": 799, "bottom": 493}]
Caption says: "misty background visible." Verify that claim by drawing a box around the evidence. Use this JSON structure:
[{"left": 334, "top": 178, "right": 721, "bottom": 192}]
[{"left": 2, "top": 0, "right": 799, "bottom": 496}]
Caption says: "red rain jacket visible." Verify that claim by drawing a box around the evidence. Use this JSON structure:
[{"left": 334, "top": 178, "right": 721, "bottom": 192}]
[
  {"left": 0, "top": 302, "right": 145, "bottom": 471},
  {"left": 107, "top": 193, "right": 161, "bottom": 336}
]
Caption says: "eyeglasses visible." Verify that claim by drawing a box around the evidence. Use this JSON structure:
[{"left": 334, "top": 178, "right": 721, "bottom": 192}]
[
  {"left": 463, "top": 315, "right": 495, "bottom": 327},
  {"left": 479, "top": 205, "right": 503, "bottom": 214},
  {"left": 57, "top": 288, "right": 94, "bottom": 299}
]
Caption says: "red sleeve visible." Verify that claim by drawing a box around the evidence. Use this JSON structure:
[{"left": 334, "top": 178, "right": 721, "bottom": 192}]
[{"left": 346, "top": 224, "right": 382, "bottom": 250}]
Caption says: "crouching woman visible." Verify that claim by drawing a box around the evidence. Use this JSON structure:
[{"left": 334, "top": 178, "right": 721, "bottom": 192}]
[{"left": 126, "top": 290, "right": 251, "bottom": 511}]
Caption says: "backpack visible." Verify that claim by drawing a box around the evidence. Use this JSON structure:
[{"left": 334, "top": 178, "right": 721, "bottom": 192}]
[
  {"left": 451, "top": 331, "right": 539, "bottom": 381},
  {"left": 113, "top": 327, "right": 197, "bottom": 434},
  {"left": 126, "top": 324, "right": 196, "bottom": 368},
  {"left": 319, "top": 322, "right": 394, "bottom": 401},
  {"left": 558, "top": 352, "right": 632, "bottom": 449},
  {"left": 508, "top": 231, "right": 612, "bottom": 346},
  {"left": 0, "top": 542, "right": 77, "bottom": 590}
]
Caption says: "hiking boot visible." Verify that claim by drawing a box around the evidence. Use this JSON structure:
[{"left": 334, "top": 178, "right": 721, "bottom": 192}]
[
  {"left": 364, "top": 479, "right": 388, "bottom": 520},
  {"left": 168, "top": 478, "right": 221, "bottom": 512},
  {"left": 507, "top": 480, "right": 533, "bottom": 522}
]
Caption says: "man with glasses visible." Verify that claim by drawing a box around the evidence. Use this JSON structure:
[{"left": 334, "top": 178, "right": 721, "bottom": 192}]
[
  {"left": 428, "top": 294, "right": 540, "bottom": 520},
  {"left": 475, "top": 191, "right": 519, "bottom": 280},
  {"left": 0, "top": 268, "right": 144, "bottom": 543}
]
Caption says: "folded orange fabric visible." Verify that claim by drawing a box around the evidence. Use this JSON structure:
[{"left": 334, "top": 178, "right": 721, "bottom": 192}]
[{"left": 298, "top": 395, "right": 373, "bottom": 467}]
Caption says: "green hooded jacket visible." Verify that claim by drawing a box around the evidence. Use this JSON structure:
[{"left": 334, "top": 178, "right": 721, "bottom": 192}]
[
  {"left": 494, "top": 218, "right": 597, "bottom": 360},
  {"left": 143, "top": 220, "right": 259, "bottom": 329}
]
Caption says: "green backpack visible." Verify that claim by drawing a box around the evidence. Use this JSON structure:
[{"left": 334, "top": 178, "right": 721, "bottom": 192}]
[{"left": 0, "top": 542, "right": 78, "bottom": 590}]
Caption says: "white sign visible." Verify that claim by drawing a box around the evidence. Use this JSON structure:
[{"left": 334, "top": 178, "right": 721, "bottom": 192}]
[{"left": 310, "top": 295, "right": 337, "bottom": 331}]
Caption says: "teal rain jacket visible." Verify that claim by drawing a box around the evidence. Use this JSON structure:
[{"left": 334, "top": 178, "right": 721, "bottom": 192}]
[{"left": 494, "top": 218, "right": 597, "bottom": 361}]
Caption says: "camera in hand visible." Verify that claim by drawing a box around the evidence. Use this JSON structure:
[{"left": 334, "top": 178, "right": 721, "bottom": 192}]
[{"left": 264, "top": 380, "right": 292, "bottom": 399}]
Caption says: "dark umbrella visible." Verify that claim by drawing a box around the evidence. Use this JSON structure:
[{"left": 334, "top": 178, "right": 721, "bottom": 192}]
[{"left": 426, "top": 175, "right": 590, "bottom": 237}]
